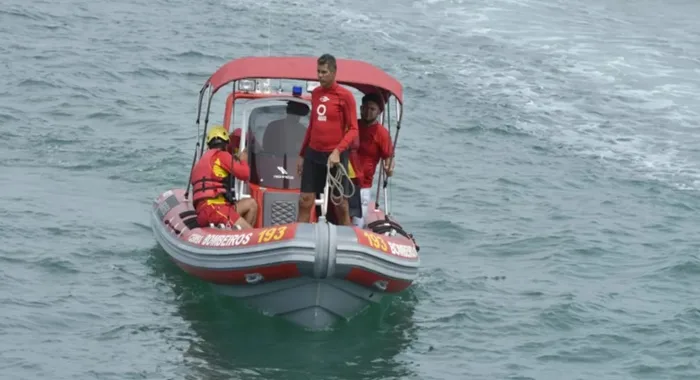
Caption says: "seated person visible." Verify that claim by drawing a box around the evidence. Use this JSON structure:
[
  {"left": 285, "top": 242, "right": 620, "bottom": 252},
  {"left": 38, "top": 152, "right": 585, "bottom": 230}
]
[
  {"left": 190, "top": 125, "right": 258, "bottom": 229},
  {"left": 262, "top": 101, "right": 310, "bottom": 156}
]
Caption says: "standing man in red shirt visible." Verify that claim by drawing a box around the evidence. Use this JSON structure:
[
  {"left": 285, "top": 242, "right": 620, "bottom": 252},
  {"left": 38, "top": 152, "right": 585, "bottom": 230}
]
[
  {"left": 352, "top": 93, "right": 395, "bottom": 227},
  {"left": 296, "top": 54, "right": 359, "bottom": 225}
]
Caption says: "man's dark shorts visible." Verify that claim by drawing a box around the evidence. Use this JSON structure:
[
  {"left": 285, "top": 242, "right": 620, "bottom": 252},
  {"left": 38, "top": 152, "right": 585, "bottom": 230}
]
[{"left": 300, "top": 147, "right": 352, "bottom": 200}]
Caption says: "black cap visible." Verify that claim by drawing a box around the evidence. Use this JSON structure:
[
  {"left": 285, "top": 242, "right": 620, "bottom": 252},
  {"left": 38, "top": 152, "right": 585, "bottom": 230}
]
[{"left": 287, "top": 101, "right": 310, "bottom": 116}]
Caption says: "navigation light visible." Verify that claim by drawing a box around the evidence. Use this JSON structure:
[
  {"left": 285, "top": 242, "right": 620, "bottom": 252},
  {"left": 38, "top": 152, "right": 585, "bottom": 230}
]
[{"left": 239, "top": 79, "right": 255, "bottom": 92}]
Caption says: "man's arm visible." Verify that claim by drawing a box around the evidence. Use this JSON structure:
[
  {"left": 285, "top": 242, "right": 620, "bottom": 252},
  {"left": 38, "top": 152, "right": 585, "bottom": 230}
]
[
  {"left": 299, "top": 91, "right": 317, "bottom": 157},
  {"left": 335, "top": 90, "right": 358, "bottom": 152},
  {"left": 298, "top": 118, "right": 312, "bottom": 157},
  {"left": 378, "top": 127, "right": 394, "bottom": 159},
  {"left": 378, "top": 127, "right": 395, "bottom": 176},
  {"left": 217, "top": 150, "right": 250, "bottom": 181}
]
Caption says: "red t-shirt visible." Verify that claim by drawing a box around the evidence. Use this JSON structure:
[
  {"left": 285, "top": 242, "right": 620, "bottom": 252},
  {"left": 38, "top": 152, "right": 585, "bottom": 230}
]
[
  {"left": 357, "top": 120, "right": 393, "bottom": 188},
  {"left": 299, "top": 82, "right": 358, "bottom": 155}
]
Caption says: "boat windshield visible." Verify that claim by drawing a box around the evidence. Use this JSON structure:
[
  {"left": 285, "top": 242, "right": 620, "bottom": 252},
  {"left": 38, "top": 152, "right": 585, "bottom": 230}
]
[{"left": 246, "top": 99, "right": 311, "bottom": 190}]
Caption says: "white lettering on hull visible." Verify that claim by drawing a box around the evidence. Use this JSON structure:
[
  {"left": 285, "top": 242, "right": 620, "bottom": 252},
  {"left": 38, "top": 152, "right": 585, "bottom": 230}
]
[
  {"left": 387, "top": 241, "right": 418, "bottom": 259},
  {"left": 199, "top": 233, "right": 253, "bottom": 247}
]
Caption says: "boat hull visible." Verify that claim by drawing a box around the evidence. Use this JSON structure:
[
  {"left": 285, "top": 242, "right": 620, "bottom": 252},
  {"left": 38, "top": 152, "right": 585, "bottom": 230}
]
[{"left": 150, "top": 188, "right": 420, "bottom": 330}]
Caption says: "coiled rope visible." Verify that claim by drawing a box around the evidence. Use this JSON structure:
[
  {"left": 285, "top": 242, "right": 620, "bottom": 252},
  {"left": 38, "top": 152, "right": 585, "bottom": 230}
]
[{"left": 321, "top": 162, "right": 355, "bottom": 218}]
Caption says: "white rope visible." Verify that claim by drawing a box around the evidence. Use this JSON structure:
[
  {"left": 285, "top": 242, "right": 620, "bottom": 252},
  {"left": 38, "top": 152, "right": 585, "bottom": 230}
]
[{"left": 320, "top": 162, "right": 355, "bottom": 218}]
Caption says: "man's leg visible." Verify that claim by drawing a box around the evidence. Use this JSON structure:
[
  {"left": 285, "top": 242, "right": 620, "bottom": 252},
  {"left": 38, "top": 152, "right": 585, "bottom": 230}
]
[
  {"left": 232, "top": 217, "right": 253, "bottom": 229},
  {"left": 333, "top": 198, "right": 352, "bottom": 226},
  {"left": 200, "top": 203, "right": 252, "bottom": 230},
  {"left": 297, "top": 193, "right": 315, "bottom": 223},
  {"left": 220, "top": 203, "right": 253, "bottom": 230},
  {"left": 336, "top": 152, "right": 353, "bottom": 226},
  {"left": 235, "top": 198, "right": 258, "bottom": 227},
  {"left": 212, "top": 203, "right": 247, "bottom": 230},
  {"left": 329, "top": 164, "right": 352, "bottom": 226},
  {"left": 297, "top": 153, "right": 319, "bottom": 223},
  {"left": 195, "top": 203, "right": 215, "bottom": 227}
]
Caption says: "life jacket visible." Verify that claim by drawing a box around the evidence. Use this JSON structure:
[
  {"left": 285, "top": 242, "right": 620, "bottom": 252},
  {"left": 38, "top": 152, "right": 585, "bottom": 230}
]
[{"left": 190, "top": 149, "right": 236, "bottom": 205}]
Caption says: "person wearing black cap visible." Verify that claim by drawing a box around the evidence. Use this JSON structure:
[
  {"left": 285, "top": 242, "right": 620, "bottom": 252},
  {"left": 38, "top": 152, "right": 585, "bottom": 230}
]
[
  {"left": 262, "top": 100, "right": 310, "bottom": 156},
  {"left": 353, "top": 92, "right": 394, "bottom": 227}
]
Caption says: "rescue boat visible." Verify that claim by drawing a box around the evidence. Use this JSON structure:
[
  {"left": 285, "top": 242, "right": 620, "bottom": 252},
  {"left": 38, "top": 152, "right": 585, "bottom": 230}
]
[{"left": 150, "top": 56, "right": 420, "bottom": 330}]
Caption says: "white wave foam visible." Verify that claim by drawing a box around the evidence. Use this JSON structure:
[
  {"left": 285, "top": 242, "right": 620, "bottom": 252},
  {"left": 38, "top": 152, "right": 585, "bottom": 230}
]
[{"left": 431, "top": 0, "right": 700, "bottom": 191}]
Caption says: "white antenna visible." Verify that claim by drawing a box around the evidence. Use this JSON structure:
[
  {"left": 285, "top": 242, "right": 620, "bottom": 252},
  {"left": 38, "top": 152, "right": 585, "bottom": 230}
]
[{"left": 267, "top": 0, "right": 271, "bottom": 56}]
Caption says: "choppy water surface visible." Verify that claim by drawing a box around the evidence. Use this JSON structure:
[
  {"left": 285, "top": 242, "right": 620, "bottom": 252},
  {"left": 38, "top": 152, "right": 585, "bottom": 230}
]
[{"left": 1, "top": 0, "right": 699, "bottom": 379}]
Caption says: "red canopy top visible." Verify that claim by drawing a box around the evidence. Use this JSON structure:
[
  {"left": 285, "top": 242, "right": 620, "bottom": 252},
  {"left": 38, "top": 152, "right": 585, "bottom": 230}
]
[{"left": 205, "top": 56, "right": 404, "bottom": 103}]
